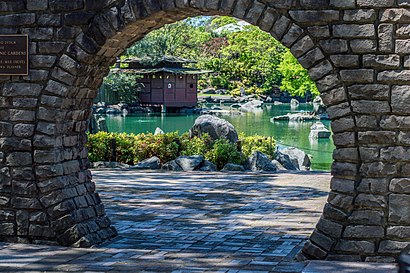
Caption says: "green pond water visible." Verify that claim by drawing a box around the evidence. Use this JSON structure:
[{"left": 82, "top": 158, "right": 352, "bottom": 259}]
[{"left": 105, "top": 103, "right": 335, "bottom": 171}]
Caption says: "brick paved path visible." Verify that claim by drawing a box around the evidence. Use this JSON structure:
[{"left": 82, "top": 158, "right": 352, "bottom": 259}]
[{"left": 0, "top": 171, "right": 397, "bottom": 272}]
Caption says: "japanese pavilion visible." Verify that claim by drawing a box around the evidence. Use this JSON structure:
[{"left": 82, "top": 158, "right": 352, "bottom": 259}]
[{"left": 113, "top": 56, "right": 211, "bottom": 111}]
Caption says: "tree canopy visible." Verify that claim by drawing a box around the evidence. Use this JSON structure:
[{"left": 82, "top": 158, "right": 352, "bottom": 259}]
[{"left": 120, "top": 16, "right": 319, "bottom": 97}]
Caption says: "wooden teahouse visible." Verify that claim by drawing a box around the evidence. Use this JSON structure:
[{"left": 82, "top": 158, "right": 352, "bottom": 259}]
[{"left": 113, "top": 56, "right": 211, "bottom": 110}]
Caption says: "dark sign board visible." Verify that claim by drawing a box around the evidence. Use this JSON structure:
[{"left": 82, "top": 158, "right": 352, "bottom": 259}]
[{"left": 0, "top": 35, "right": 28, "bottom": 75}]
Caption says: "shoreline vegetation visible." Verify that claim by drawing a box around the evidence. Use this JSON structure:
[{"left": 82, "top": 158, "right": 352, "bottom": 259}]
[{"left": 87, "top": 131, "right": 276, "bottom": 170}]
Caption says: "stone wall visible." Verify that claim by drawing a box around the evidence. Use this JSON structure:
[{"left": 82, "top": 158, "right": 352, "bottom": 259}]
[{"left": 0, "top": 0, "right": 409, "bottom": 261}]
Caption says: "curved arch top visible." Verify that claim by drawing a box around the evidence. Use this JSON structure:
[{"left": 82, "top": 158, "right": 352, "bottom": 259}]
[{"left": 0, "top": 0, "right": 408, "bottom": 262}]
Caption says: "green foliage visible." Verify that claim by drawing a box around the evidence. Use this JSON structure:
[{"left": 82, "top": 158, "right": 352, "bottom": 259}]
[
  {"left": 277, "top": 50, "right": 319, "bottom": 97},
  {"left": 205, "top": 138, "right": 243, "bottom": 169},
  {"left": 126, "top": 20, "right": 212, "bottom": 61},
  {"left": 180, "top": 133, "right": 213, "bottom": 156},
  {"left": 87, "top": 131, "right": 277, "bottom": 170},
  {"left": 103, "top": 73, "right": 142, "bottom": 104},
  {"left": 87, "top": 131, "right": 113, "bottom": 163},
  {"left": 239, "top": 133, "right": 276, "bottom": 159},
  {"left": 132, "top": 132, "right": 180, "bottom": 163},
  {"left": 122, "top": 16, "right": 318, "bottom": 98}
]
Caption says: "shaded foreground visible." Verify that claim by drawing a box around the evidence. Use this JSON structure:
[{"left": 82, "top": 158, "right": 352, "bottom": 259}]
[{"left": 0, "top": 171, "right": 397, "bottom": 272}]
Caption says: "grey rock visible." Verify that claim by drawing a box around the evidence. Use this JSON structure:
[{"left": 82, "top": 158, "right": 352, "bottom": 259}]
[
  {"left": 190, "top": 115, "right": 238, "bottom": 143},
  {"left": 245, "top": 151, "right": 277, "bottom": 172},
  {"left": 199, "top": 160, "right": 217, "bottom": 172},
  {"left": 132, "top": 157, "right": 161, "bottom": 170},
  {"left": 175, "top": 155, "right": 204, "bottom": 171},
  {"left": 222, "top": 163, "right": 245, "bottom": 172},
  {"left": 154, "top": 127, "right": 164, "bottom": 135},
  {"left": 279, "top": 147, "right": 311, "bottom": 171},
  {"left": 162, "top": 160, "right": 183, "bottom": 172}
]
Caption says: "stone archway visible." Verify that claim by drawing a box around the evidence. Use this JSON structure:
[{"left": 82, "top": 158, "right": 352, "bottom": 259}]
[{"left": 0, "top": 0, "right": 407, "bottom": 262}]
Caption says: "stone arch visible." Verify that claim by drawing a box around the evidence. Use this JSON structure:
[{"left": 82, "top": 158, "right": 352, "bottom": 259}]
[{"left": 0, "top": 0, "right": 407, "bottom": 262}]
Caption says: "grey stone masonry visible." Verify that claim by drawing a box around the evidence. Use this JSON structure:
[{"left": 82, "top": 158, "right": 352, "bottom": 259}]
[{"left": 0, "top": 0, "right": 408, "bottom": 262}]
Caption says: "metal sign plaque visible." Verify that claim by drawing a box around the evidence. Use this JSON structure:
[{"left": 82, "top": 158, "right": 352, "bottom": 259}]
[{"left": 0, "top": 35, "right": 28, "bottom": 75}]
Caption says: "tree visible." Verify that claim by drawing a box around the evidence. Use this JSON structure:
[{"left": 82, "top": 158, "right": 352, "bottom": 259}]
[
  {"left": 103, "top": 73, "right": 142, "bottom": 104},
  {"left": 277, "top": 50, "right": 319, "bottom": 97}
]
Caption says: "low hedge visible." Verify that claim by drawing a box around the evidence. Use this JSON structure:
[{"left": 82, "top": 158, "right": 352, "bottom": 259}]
[{"left": 86, "top": 131, "right": 276, "bottom": 169}]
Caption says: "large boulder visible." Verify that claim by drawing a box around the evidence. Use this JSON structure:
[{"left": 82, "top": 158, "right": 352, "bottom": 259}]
[
  {"left": 132, "top": 156, "right": 161, "bottom": 170},
  {"left": 245, "top": 151, "right": 277, "bottom": 172},
  {"left": 175, "top": 155, "right": 204, "bottom": 171},
  {"left": 199, "top": 160, "right": 217, "bottom": 172},
  {"left": 275, "top": 152, "right": 298, "bottom": 171},
  {"left": 279, "top": 147, "right": 311, "bottom": 171},
  {"left": 162, "top": 160, "right": 183, "bottom": 171},
  {"left": 189, "top": 115, "right": 238, "bottom": 143},
  {"left": 222, "top": 163, "right": 245, "bottom": 172}
]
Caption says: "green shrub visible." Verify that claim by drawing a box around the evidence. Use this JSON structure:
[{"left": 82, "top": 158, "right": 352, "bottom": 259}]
[
  {"left": 180, "top": 133, "right": 213, "bottom": 156},
  {"left": 205, "top": 138, "right": 243, "bottom": 169},
  {"left": 239, "top": 133, "right": 276, "bottom": 159},
  {"left": 87, "top": 131, "right": 276, "bottom": 169},
  {"left": 87, "top": 131, "right": 112, "bottom": 162},
  {"left": 133, "top": 132, "right": 180, "bottom": 163}
]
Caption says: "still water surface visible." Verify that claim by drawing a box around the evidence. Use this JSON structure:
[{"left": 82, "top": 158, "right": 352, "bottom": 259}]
[{"left": 105, "top": 103, "right": 334, "bottom": 171}]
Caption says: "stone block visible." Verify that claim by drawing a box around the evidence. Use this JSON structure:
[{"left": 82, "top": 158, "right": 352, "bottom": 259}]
[
  {"left": 392, "top": 85, "right": 410, "bottom": 113},
  {"left": 358, "top": 178, "right": 389, "bottom": 193},
  {"left": 308, "top": 26, "right": 330, "bottom": 38},
  {"left": 351, "top": 100, "right": 390, "bottom": 114},
  {"left": 348, "top": 84, "right": 389, "bottom": 100},
  {"left": 340, "top": 69, "right": 374, "bottom": 83},
  {"left": 333, "top": 148, "right": 359, "bottom": 162},
  {"left": 349, "top": 210, "right": 384, "bottom": 225},
  {"left": 355, "top": 193, "right": 387, "bottom": 209},
  {"left": 271, "top": 16, "right": 291, "bottom": 40},
  {"left": 332, "top": 132, "right": 356, "bottom": 146},
  {"left": 333, "top": 24, "right": 375, "bottom": 38},
  {"left": 316, "top": 74, "right": 340, "bottom": 92},
  {"left": 379, "top": 240, "right": 410, "bottom": 254},
  {"left": 328, "top": 192, "right": 354, "bottom": 212},
  {"left": 330, "top": 55, "right": 359, "bottom": 68},
  {"left": 344, "top": 225, "right": 384, "bottom": 239},
  {"left": 390, "top": 178, "right": 410, "bottom": 193},
  {"left": 360, "top": 162, "right": 397, "bottom": 177},
  {"left": 357, "top": 0, "right": 394, "bottom": 7},
  {"left": 319, "top": 39, "right": 348, "bottom": 54},
  {"left": 298, "top": 47, "right": 325, "bottom": 69},
  {"left": 323, "top": 203, "right": 348, "bottom": 224},
  {"left": 281, "top": 24, "right": 303, "bottom": 48},
  {"left": 350, "top": 39, "right": 377, "bottom": 53},
  {"left": 335, "top": 240, "right": 375, "bottom": 254},
  {"left": 6, "top": 152, "right": 32, "bottom": 167},
  {"left": 302, "top": 241, "right": 327, "bottom": 260},
  {"left": 387, "top": 226, "right": 410, "bottom": 239},
  {"left": 310, "top": 230, "right": 335, "bottom": 251},
  {"left": 358, "top": 131, "right": 396, "bottom": 144},
  {"left": 378, "top": 24, "right": 394, "bottom": 52},
  {"left": 343, "top": 9, "right": 376, "bottom": 22},
  {"left": 330, "top": 177, "right": 356, "bottom": 194},
  {"left": 289, "top": 10, "right": 339, "bottom": 23},
  {"left": 291, "top": 35, "right": 314, "bottom": 58},
  {"left": 389, "top": 194, "right": 410, "bottom": 224}
]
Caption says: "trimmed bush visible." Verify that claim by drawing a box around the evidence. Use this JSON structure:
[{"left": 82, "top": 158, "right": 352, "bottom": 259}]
[
  {"left": 239, "top": 133, "right": 276, "bottom": 159},
  {"left": 205, "top": 138, "right": 243, "bottom": 170}
]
